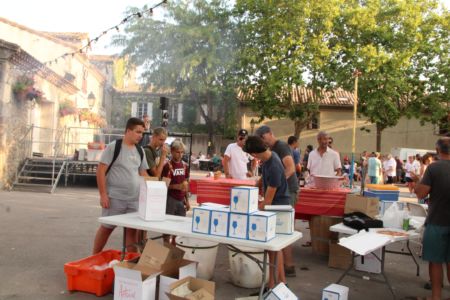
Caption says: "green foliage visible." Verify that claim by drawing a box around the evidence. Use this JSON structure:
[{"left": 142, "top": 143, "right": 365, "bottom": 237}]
[
  {"left": 112, "top": 0, "right": 237, "bottom": 143},
  {"left": 234, "top": 0, "right": 343, "bottom": 136},
  {"left": 318, "top": 0, "right": 449, "bottom": 149},
  {"left": 12, "top": 76, "right": 35, "bottom": 94}
]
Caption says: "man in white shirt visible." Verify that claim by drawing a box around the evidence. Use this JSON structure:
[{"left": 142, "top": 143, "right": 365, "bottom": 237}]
[
  {"left": 405, "top": 154, "right": 420, "bottom": 197},
  {"left": 223, "top": 129, "right": 256, "bottom": 180},
  {"left": 383, "top": 154, "right": 397, "bottom": 184},
  {"left": 307, "top": 131, "right": 342, "bottom": 185}
]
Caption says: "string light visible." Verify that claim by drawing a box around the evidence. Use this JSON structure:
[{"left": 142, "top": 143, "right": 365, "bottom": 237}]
[{"left": 17, "top": 0, "right": 168, "bottom": 75}]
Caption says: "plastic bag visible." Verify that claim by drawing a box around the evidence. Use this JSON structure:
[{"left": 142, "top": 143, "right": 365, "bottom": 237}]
[{"left": 382, "top": 202, "right": 403, "bottom": 229}]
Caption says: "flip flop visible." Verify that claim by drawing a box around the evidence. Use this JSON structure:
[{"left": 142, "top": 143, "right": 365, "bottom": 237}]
[{"left": 302, "top": 241, "right": 312, "bottom": 247}]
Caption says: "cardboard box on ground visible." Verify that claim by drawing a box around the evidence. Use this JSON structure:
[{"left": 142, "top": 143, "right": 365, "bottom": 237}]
[
  {"left": 344, "top": 194, "right": 379, "bottom": 218},
  {"left": 328, "top": 241, "right": 352, "bottom": 270},
  {"left": 322, "top": 284, "right": 349, "bottom": 300},
  {"left": 113, "top": 240, "right": 197, "bottom": 300},
  {"left": 310, "top": 216, "right": 341, "bottom": 256},
  {"left": 139, "top": 176, "right": 171, "bottom": 221},
  {"left": 166, "top": 276, "right": 215, "bottom": 300},
  {"left": 265, "top": 282, "right": 298, "bottom": 300}
]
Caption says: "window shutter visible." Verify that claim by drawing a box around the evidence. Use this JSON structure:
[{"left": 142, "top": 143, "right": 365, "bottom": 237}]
[
  {"left": 147, "top": 103, "right": 153, "bottom": 119},
  {"left": 131, "top": 102, "right": 137, "bottom": 117}
]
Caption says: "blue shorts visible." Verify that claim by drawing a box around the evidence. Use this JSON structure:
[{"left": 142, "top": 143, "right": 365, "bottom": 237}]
[{"left": 422, "top": 223, "right": 450, "bottom": 263}]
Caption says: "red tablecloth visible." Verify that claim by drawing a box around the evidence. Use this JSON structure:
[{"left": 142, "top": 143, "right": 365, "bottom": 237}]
[
  {"left": 295, "top": 188, "right": 350, "bottom": 220},
  {"left": 192, "top": 178, "right": 257, "bottom": 205},
  {"left": 191, "top": 180, "right": 350, "bottom": 220}
]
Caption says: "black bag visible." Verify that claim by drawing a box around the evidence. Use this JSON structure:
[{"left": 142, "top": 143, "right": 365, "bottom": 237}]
[{"left": 343, "top": 212, "right": 383, "bottom": 232}]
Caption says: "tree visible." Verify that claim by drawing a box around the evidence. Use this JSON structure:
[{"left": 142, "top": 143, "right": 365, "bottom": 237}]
[
  {"left": 234, "top": 0, "right": 343, "bottom": 138},
  {"left": 320, "top": 0, "right": 449, "bottom": 151},
  {"left": 112, "top": 0, "right": 236, "bottom": 153}
]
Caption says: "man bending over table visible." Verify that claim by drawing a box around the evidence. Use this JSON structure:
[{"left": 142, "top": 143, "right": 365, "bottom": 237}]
[
  {"left": 244, "top": 136, "right": 291, "bottom": 291},
  {"left": 92, "top": 118, "right": 149, "bottom": 254},
  {"left": 413, "top": 137, "right": 450, "bottom": 300}
]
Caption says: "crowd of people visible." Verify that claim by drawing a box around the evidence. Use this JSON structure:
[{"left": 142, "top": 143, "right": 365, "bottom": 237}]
[{"left": 91, "top": 117, "right": 450, "bottom": 299}]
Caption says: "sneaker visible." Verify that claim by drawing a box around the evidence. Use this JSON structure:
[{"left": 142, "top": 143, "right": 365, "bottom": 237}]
[{"left": 284, "top": 265, "right": 296, "bottom": 277}]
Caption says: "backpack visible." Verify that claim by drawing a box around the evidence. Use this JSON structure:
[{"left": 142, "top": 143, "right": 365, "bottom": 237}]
[{"left": 105, "top": 139, "right": 144, "bottom": 175}]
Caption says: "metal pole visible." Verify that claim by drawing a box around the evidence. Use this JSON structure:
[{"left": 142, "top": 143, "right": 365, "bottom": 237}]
[{"left": 349, "top": 70, "right": 360, "bottom": 189}]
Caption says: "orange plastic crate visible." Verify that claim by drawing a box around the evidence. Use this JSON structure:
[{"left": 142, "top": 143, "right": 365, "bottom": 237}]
[{"left": 64, "top": 250, "right": 139, "bottom": 296}]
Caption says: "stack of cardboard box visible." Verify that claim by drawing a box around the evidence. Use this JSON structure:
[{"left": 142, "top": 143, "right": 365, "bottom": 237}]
[{"left": 113, "top": 240, "right": 216, "bottom": 300}]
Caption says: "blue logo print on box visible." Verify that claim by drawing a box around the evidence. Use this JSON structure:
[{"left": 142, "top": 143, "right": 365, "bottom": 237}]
[{"left": 192, "top": 208, "right": 211, "bottom": 234}]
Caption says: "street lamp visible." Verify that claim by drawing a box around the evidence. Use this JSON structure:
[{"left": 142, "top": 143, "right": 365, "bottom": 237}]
[
  {"left": 87, "top": 92, "right": 96, "bottom": 109},
  {"left": 250, "top": 118, "right": 256, "bottom": 134}
]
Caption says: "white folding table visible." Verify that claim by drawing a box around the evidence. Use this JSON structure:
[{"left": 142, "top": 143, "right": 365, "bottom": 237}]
[
  {"left": 330, "top": 223, "right": 421, "bottom": 299},
  {"left": 99, "top": 212, "right": 302, "bottom": 299}
]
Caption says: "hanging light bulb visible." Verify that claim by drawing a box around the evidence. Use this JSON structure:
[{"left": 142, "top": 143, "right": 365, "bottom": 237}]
[
  {"left": 115, "top": 26, "right": 120, "bottom": 32},
  {"left": 137, "top": 12, "right": 142, "bottom": 18}
]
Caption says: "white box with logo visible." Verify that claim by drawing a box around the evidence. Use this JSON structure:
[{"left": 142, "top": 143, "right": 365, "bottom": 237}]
[
  {"left": 265, "top": 205, "right": 295, "bottom": 234},
  {"left": 192, "top": 207, "right": 212, "bottom": 234},
  {"left": 230, "top": 186, "right": 259, "bottom": 214},
  {"left": 228, "top": 213, "right": 249, "bottom": 239},
  {"left": 248, "top": 211, "right": 277, "bottom": 242},
  {"left": 322, "top": 284, "right": 349, "bottom": 300},
  {"left": 265, "top": 282, "right": 298, "bottom": 300},
  {"left": 209, "top": 207, "right": 230, "bottom": 237},
  {"left": 139, "top": 177, "right": 168, "bottom": 221}
]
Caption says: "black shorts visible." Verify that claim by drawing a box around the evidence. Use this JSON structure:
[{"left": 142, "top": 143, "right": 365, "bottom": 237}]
[{"left": 405, "top": 177, "right": 413, "bottom": 183}]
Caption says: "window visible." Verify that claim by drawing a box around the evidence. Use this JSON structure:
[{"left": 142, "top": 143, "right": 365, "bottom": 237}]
[
  {"left": 306, "top": 114, "right": 320, "bottom": 130},
  {"left": 131, "top": 102, "right": 153, "bottom": 119},
  {"left": 177, "top": 103, "right": 183, "bottom": 123}
]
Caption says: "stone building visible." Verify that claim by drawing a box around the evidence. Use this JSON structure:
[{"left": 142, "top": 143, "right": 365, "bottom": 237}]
[{"left": 239, "top": 86, "right": 441, "bottom": 158}]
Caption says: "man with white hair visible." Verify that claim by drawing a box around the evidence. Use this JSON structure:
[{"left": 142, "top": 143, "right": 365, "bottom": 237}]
[
  {"left": 307, "top": 131, "right": 342, "bottom": 184},
  {"left": 383, "top": 154, "right": 397, "bottom": 184}
]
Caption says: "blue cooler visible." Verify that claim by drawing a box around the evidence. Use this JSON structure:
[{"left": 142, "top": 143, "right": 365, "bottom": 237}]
[{"left": 364, "top": 189, "right": 399, "bottom": 201}]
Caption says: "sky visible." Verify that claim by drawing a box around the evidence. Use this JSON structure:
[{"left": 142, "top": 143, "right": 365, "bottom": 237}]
[
  {"left": 0, "top": 0, "right": 166, "bottom": 54},
  {"left": 1, "top": 0, "right": 449, "bottom": 56}
]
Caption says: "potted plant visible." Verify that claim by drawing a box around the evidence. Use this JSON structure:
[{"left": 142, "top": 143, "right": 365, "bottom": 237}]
[
  {"left": 12, "top": 76, "right": 35, "bottom": 101},
  {"left": 59, "top": 99, "right": 78, "bottom": 117}
]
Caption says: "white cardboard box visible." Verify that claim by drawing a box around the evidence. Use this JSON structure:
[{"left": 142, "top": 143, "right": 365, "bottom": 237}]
[
  {"left": 113, "top": 240, "right": 184, "bottom": 300},
  {"left": 158, "top": 260, "right": 197, "bottom": 300},
  {"left": 265, "top": 282, "right": 298, "bottom": 300},
  {"left": 228, "top": 213, "right": 249, "bottom": 239},
  {"left": 322, "top": 284, "right": 349, "bottom": 300},
  {"left": 248, "top": 211, "right": 277, "bottom": 242},
  {"left": 139, "top": 177, "right": 168, "bottom": 221},
  {"left": 86, "top": 149, "right": 103, "bottom": 161},
  {"left": 230, "top": 186, "right": 259, "bottom": 214},
  {"left": 209, "top": 207, "right": 230, "bottom": 237},
  {"left": 192, "top": 207, "right": 212, "bottom": 234},
  {"left": 354, "top": 248, "right": 382, "bottom": 274},
  {"left": 265, "top": 205, "right": 295, "bottom": 235}
]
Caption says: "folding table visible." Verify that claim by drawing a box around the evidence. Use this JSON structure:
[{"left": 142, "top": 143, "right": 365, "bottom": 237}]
[
  {"left": 330, "top": 223, "right": 421, "bottom": 299},
  {"left": 99, "top": 213, "right": 302, "bottom": 299}
]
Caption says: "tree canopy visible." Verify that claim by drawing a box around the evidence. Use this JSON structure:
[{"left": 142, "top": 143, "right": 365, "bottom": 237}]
[{"left": 112, "top": 0, "right": 237, "bottom": 150}]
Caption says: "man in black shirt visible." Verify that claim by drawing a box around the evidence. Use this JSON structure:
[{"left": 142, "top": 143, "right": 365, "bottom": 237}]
[
  {"left": 413, "top": 137, "right": 450, "bottom": 300},
  {"left": 244, "top": 136, "right": 289, "bottom": 289},
  {"left": 255, "top": 125, "right": 299, "bottom": 277}
]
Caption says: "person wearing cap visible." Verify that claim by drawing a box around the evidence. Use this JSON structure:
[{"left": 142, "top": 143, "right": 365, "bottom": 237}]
[
  {"left": 243, "top": 135, "right": 289, "bottom": 291},
  {"left": 255, "top": 125, "right": 299, "bottom": 277},
  {"left": 223, "top": 129, "right": 256, "bottom": 180}
]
